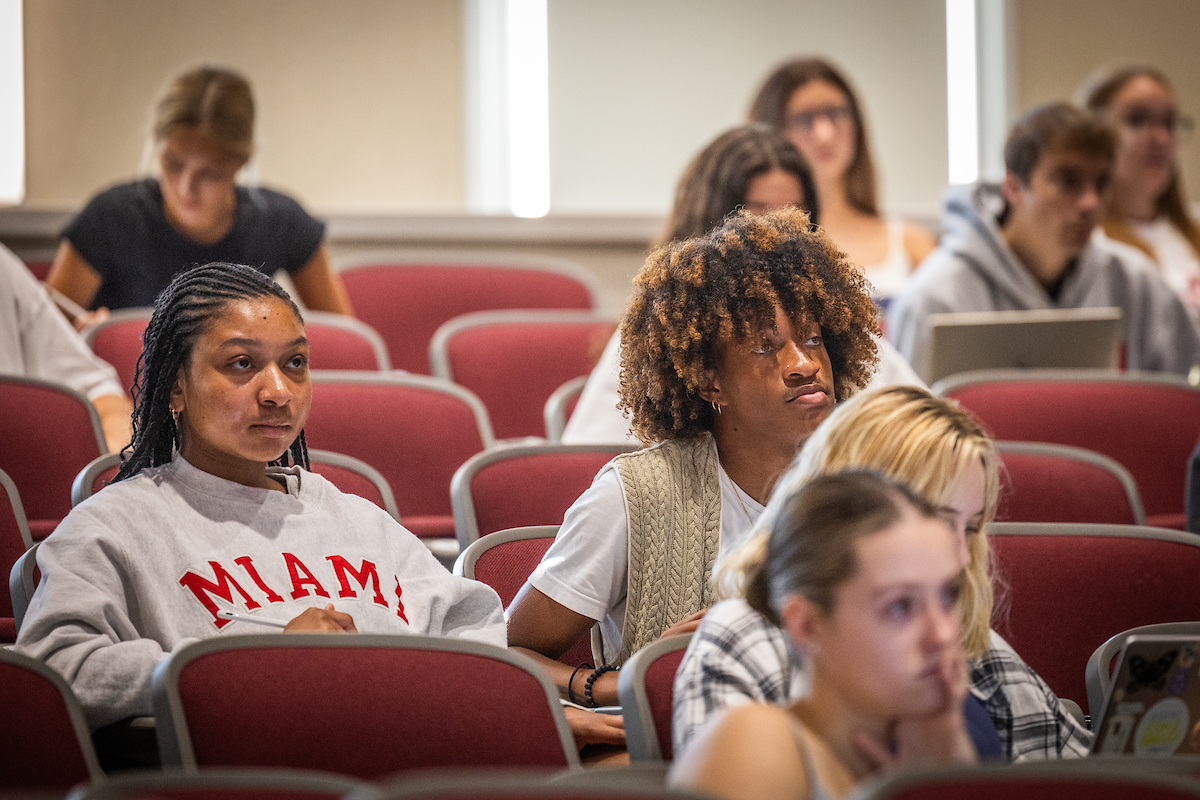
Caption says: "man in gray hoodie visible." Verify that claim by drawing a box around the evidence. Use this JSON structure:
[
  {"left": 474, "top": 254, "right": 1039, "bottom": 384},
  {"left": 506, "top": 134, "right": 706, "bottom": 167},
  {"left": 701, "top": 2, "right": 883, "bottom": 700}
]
[{"left": 889, "top": 102, "right": 1200, "bottom": 379}]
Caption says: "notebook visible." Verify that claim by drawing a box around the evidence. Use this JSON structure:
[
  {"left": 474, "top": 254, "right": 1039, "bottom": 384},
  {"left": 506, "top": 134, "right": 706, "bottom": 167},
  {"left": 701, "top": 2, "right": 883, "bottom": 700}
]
[
  {"left": 1092, "top": 634, "right": 1200, "bottom": 756},
  {"left": 923, "top": 307, "right": 1123, "bottom": 385}
]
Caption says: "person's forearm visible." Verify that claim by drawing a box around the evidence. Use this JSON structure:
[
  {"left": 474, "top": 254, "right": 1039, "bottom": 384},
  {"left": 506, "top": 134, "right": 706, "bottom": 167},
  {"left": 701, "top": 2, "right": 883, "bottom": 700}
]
[{"left": 93, "top": 394, "right": 133, "bottom": 454}]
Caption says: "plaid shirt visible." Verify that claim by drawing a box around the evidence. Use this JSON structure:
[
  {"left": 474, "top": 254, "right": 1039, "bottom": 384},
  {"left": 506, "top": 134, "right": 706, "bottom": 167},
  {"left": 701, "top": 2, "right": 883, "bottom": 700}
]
[{"left": 673, "top": 599, "right": 1093, "bottom": 761}]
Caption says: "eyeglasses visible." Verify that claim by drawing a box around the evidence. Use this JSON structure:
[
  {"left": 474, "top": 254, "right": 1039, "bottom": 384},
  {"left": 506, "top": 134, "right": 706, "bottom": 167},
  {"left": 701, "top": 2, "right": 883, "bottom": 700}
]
[
  {"left": 1119, "top": 108, "right": 1195, "bottom": 136},
  {"left": 785, "top": 105, "right": 853, "bottom": 134}
]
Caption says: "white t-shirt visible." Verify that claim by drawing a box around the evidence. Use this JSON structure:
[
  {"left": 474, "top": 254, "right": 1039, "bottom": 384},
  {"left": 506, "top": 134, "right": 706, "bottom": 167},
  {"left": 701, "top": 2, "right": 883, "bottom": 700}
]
[
  {"left": 1132, "top": 217, "right": 1200, "bottom": 334},
  {"left": 560, "top": 330, "right": 924, "bottom": 446},
  {"left": 527, "top": 440, "right": 764, "bottom": 664}
]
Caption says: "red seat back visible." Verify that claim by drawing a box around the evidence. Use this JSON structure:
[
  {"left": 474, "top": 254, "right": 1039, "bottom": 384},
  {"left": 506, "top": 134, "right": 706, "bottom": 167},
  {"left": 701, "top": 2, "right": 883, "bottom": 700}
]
[
  {"left": 24, "top": 260, "right": 52, "bottom": 281},
  {"left": 460, "top": 527, "right": 594, "bottom": 668},
  {"left": 0, "top": 649, "right": 101, "bottom": 789},
  {"left": 303, "top": 313, "right": 390, "bottom": 371},
  {"left": 433, "top": 312, "right": 614, "bottom": 439},
  {"left": 453, "top": 444, "right": 632, "bottom": 546},
  {"left": 340, "top": 260, "right": 596, "bottom": 374},
  {"left": 158, "top": 636, "right": 576, "bottom": 778},
  {"left": 618, "top": 635, "right": 692, "bottom": 762},
  {"left": 996, "top": 443, "right": 1143, "bottom": 525},
  {"left": 943, "top": 373, "right": 1200, "bottom": 529},
  {"left": 305, "top": 375, "right": 493, "bottom": 538},
  {"left": 0, "top": 377, "right": 105, "bottom": 535},
  {"left": 84, "top": 309, "right": 151, "bottom": 396},
  {"left": 988, "top": 523, "right": 1200, "bottom": 709}
]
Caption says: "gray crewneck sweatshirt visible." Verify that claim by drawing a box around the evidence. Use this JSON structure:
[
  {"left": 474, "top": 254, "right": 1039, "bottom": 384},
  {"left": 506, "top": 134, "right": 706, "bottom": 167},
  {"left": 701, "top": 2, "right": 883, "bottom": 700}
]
[
  {"left": 888, "top": 183, "right": 1200, "bottom": 378},
  {"left": 14, "top": 455, "right": 505, "bottom": 729}
]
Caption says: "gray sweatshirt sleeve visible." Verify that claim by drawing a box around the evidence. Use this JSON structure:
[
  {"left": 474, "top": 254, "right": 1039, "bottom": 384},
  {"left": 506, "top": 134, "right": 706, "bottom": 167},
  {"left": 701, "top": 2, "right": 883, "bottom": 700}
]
[
  {"left": 1, "top": 245, "right": 124, "bottom": 401},
  {"left": 13, "top": 512, "right": 193, "bottom": 730}
]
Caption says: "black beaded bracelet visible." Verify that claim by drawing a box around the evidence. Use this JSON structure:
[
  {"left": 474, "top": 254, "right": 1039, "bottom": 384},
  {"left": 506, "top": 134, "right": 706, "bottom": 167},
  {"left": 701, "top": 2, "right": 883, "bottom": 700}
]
[
  {"left": 584, "top": 664, "right": 618, "bottom": 708},
  {"left": 568, "top": 662, "right": 593, "bottom": 705}
]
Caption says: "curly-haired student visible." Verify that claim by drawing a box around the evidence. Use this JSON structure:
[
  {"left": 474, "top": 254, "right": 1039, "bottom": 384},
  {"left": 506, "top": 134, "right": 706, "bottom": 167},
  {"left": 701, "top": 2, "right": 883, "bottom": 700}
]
[
  {"left": 14, "top": 262, "right": 503, "bottom": 731},
  {"left": 507, "top": 206, "right": 879, "bottom": 710}
]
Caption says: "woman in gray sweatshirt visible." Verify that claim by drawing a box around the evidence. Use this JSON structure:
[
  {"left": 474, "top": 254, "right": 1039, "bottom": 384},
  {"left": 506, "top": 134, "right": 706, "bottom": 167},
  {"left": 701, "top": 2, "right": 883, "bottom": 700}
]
[{"left": 15, "top": 262, "right": 505, "bottom": 731}]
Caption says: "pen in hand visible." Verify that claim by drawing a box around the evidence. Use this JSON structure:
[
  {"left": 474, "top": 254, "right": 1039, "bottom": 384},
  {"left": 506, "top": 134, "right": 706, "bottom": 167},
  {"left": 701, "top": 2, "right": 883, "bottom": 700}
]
[{"left": 217, "top": 610, "right": 288, "bottom": 629}]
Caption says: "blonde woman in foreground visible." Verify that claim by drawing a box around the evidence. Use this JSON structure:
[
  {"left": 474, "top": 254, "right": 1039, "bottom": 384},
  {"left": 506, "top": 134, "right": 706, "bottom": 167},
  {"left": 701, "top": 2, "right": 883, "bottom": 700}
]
[
  {"left": 672, "top": 386, "right": 1091, "bottom": 762},
  {"left": 669, "top": 470, "right": 976, "bottom": 800}
]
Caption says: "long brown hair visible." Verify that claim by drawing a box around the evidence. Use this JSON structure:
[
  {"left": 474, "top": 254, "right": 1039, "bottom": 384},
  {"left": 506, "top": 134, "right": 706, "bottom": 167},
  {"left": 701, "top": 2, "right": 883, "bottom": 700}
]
[
  {"left": 748, "top": 57, "right": 879, "bottom": 217},
  {"left": 659, "top": 124, "right": 819, "bottom": 246},
  {"left": 1081, "top": 65, "right": 1200, "bottom": 260}
]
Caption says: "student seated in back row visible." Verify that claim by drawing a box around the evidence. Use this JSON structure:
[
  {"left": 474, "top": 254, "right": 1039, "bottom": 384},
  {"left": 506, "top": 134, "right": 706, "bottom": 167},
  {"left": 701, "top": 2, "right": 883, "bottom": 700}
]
[
  {"left": 563, "top": 124, "right": 922, "bottom": 446},
  {"left": 14, "top": 262, "right": 503, "bottom": 731},
  {"left": 507, "top": 207, "right": 881, "bottom": 712},
  {"left": 46, "top": 65, "right": 352, "bottom": 331},
  {"left": 889, "top": 101, "right": 1200, "bottom": 377}
]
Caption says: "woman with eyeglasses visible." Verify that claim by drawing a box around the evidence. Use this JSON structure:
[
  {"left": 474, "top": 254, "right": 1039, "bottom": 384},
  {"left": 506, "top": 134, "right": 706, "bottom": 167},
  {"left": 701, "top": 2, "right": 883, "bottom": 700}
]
[
  {"left": 749, "top": 58, "right": 936, "bottom": 301},
  {"left": 1081, "top": 66, "right": 1200, "bottom": 334}
]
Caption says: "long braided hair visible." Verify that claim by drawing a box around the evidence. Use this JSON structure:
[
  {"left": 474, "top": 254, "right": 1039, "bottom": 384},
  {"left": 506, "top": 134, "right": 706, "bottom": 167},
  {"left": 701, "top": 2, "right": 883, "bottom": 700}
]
[{"left": 115, "top": 262, "right": 310, "bottom": 482}]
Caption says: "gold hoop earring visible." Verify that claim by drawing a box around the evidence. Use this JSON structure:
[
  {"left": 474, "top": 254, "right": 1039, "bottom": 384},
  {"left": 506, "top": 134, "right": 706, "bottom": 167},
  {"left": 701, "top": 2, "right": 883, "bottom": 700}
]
[{"left": 171, "top": 408, "right": 181, "bottom": 426}]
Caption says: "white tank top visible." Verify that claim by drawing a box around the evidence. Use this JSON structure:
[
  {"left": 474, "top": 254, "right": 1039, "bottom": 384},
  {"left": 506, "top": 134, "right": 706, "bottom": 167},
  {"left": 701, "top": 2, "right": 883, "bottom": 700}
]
[{"left": 862, "top": 218, "right": 913, "bottom": 300}]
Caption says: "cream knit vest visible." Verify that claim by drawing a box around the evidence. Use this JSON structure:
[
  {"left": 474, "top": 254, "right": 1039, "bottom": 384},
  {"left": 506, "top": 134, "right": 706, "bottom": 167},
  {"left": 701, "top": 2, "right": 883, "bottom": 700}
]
[{"left": 611, "top": 433, "right": 722, "bottom": 665}]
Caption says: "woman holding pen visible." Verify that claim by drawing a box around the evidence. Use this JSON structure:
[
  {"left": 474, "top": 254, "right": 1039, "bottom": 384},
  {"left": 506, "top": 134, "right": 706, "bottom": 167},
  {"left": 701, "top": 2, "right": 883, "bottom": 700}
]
[{"left": 14, "top": 262, "right": 504, "bottom": 732}]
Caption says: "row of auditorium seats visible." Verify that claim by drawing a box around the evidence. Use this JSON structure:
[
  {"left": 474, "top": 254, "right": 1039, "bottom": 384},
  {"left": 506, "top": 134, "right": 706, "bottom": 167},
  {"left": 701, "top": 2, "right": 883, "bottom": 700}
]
[
  {"left": 80, "top": 304, "right": 613, "bottom": 442},
  {"left": 1, "top": 366, "right": 1197, "bottom": 606},
  {"left": 7, "top": 516, "right": 1200, "bottom": 790}
]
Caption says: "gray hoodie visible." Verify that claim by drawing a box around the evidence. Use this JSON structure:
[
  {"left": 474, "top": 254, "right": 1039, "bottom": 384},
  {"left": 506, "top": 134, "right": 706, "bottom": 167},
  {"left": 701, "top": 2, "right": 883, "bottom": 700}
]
[{"left": 888, "top": 183, "right": 1200, "bottom": 378}]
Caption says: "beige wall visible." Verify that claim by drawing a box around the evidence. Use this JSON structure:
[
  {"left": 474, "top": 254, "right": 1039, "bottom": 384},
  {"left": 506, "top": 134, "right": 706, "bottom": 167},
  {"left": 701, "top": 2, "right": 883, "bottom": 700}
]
[
  {"left": 23, "top": 0, "right": 464, "bottom": 212},
  {"left": 1015, "top": 0, "right": 1200, "bottom": 199},
  {"left": 548, "top": 0, "right": 948, "bottom": 217}
]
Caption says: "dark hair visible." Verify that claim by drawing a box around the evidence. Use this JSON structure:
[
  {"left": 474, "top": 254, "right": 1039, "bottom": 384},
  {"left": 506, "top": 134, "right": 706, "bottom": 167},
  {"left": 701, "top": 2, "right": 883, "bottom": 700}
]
[
  {"left": 746, "top": 470, "right": 940, "bottom": 623},
  {"left": 748, "top": 57, "right": 878, "bottom": 216},
  {"left": 1080, "top": 65, "right": 1200, "bottom": 260},
  {"left": 659, "top": 124, "right": 818, "bottom": 245},
  {"left": 1004, "top": 101, "right": 1116, "bottom": 185},
  {"left": 154, "top": 65, "right": 255, "bottom": 161},
  {"left": 115, "top": 263, "right": 308, "bottom": 481},
  {"left": 619, "top": 206, "right": 879, "bottom": 444}
]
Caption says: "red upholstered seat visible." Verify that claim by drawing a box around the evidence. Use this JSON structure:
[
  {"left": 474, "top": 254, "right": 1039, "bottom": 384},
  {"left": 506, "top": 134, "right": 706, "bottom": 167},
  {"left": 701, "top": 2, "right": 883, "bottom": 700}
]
[
  {"left": 619, "top": 635, "right": 692, "bottom": 762},
  {"left": 62, "top": 766, "right": 366, "bottom": 800},
  {"left": 82, "top": 307, "right": 151, "bottom": 396},
  {"left": 303, "top": 311, "right": 392, "bottom": 371},
  {"left": 858, "top": 762, "right": 1200, "bottom": 800},
  {"left": 995, "top": 442, "right": 1144, "bottom": 525},
  {"left": 0, "top": 648, "right": 103, "bottom": 789},
  {"left": 337, "top": 254, "right": 598, "bottom": 374},
  {"left": 154, "top": 635, "right": 579, "bottom": 777},
  {"left": 0, "top": 376, "right": 107, "bottom": 539},
  {"left": 306, "top": 373, "right": 494, "bottom": 538},
  {"left": 939, "top": 370, "right": 1200, "bottom": 529},
  {"left": 456, "top": 526, "right": 595, "bottom": 668},
  {"left": 988, "top": 522, "right": 1200, "bottom": 712},
  {"left": 84, "top": 309, "right": 390, "bottom": 397},
  {"left": 430, "top": 310, "right": 615, "bottom": 440},
  {"left": 451, "top": 443, "right": 634, "bottom": 548},
  {"left": 0, "top": 469, "right": 32, "bottom": 643},
  {"left": 23, "top": 260, "right": 52, "bottom": 281}
]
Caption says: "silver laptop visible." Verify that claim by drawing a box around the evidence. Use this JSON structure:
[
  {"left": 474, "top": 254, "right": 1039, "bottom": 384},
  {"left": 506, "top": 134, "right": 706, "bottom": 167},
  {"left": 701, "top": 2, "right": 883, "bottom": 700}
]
[
  {"left": 1092, "top": 634, "right": 1200, "bottom": 756},
  {"left": 924, "top": 307, "right": 1123, "bottom": 385}
]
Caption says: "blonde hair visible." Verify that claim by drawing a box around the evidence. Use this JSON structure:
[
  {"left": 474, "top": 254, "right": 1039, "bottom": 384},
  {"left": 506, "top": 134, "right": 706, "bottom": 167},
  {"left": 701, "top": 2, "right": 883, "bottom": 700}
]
[
  {"left": 153, "top": 65, "right": 255, "bottom": 162},
  {"left": 716, "top": 385, "right": 999, "bottom": 658}
]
